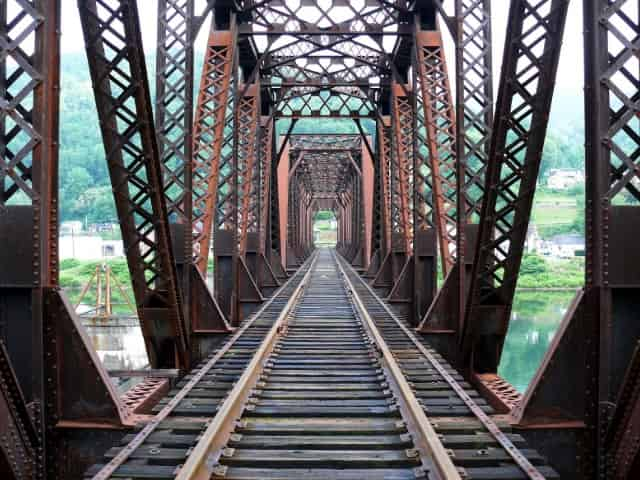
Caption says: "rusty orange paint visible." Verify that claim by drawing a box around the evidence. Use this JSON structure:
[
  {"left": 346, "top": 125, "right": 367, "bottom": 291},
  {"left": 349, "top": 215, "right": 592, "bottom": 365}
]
[
  {"left": 416, "top": 29, "right": 457, "bottom": 275},
  {"left": 192, "top": 28, "right": 235, "bottom": 275},
  {"left": 278, "top": 142, "right": 290, "bottom": 269},
  {"left": 362, "top": 137, "right": 375, "bottom": 268}
]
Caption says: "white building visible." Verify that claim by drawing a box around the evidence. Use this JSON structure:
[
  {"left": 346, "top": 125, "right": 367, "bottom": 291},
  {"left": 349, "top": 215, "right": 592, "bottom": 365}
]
[
  {"left": 547, "top": 169, "right": 584, "bottom": 190},
  {"left": 59, "top": 235, "right": 124, "bottom": 260},
  {"left": 542, "top": 234, "right": 585, "bottom": 258}
]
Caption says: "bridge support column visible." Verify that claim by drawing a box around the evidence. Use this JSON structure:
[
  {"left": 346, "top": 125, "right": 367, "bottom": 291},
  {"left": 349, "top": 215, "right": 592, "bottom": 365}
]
[{"left": 515, "top": 1, "right": 640, "bottom": 478}]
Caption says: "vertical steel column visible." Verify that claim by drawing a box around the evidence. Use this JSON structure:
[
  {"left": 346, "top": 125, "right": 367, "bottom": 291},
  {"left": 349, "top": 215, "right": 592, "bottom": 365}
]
[
  {"left": 391, "top": 84, "right": 414, "bottom": 258},
  {"left": 208, "top": 17, "right": 244, "bottom": 326},
  {"left": 515, "top": 2, "right": 640, "bottom": 477},
  {"left": 268, "top": 123, "right": 286, "bottom": 278},
  {"left": 79, "top": 0, "right": 188, "bottom": 369},
  {"left": 155, "top": 0, "right": 195, "bottom": 332},
  {"left": 461, "top": 0, "right": 569, "bottom": 374},
  {"left": 277, "top": 140, "right": 290, "bottom": 269},
  {"left": 238, "top": 84, "right": 260, "bottom": 259},
  {"left": 455, "top": 0, "right": 493, "bottom": 226},
  {"left": 236, "top": 83, "right": 264, "bottom": 318},
  {"left": 417, "top": 2, "right": 492, "bottom": 348},
  {"left": 372, "top": 117, "right": 394, "bottom": 287},
  {"left": 365, "top": 126, "right": 384, "bottom": 276},
  {"left": 192, "top": 27, "right": 235, "bottom": 274},
  {"left": 155, "top": 0, "right": 194, "bottom": 261},
  {"left": 413, "top": 27, "right": 454, "bottom": 326},
  {"left": 386, "top": 83, "right": 417, "bottom": 322},
  {"left": 1, "top": 3, "right": 130, "bottom": 477},
  {"left": 189, "top": 24, "right": 236, "bottom": 334},
  {"left": 257, "top": 116, "right": 281, "bottom": 290},
  {"left": 0, "top": 1, "right": 57, "bottom": 475},
  {"left": 415, "top": 28, "right": 457, "bottom": 273}
]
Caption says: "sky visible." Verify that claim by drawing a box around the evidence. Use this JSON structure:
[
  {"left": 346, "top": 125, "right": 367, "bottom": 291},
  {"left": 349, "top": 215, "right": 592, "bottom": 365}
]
[{"left": 59, "top": 1, "right": 584, "bottom": 103}]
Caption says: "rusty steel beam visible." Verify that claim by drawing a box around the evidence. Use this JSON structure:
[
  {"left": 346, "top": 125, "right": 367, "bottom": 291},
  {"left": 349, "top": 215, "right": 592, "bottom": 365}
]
[
  {"left": 277, "top": 141, "right": 290, "bottom": 268},
  {"left": 372, "top": 117, "right": 395, "bottom": 289},
  {"left": 236, "top": 83, "right": 267, "bottom": 311},
  {"left": 215, "top": 74, "right": 264, "bottom": 325},
  {"left": 79, "top": 0, "right": 188, "bottom": 369},
  {"left": 608, "top": 343, "right": 640, "bottom": 479},
  {"left": 2, "top": 3, "right": 133, "bottom": 478},
  {"left": 238, "top": 84, "right": 261, "bottom": 259},
  {"left": 415, "top": 28, "right": 457, "bottom": 275},
  {"left": 156, "top": 0, "right": 194, "bottom": 231},
  {"left": 362, "top": 140, "right": 375, "bottom": 271},
  {"left": 455, "top": 0, "right": 493, "bottom": 224},
  {"left": 192, "top": 27, "right": 236, "bottom": 275},
  {"left": 417, "top": 2, "right": 493, "bottom": 344},
  {"left": 0, "top": 4, "right": 57, "bottom": 478},
  {"left": 514, "top": 2, "right": 640, "bottom": 478},
  {"left": 390, "top": 83, "right": 414, "bottom": 259},
  {"left": 155, "top": 0, "right": 195, "bottom": 330},
  {"left": 461, "top": 0, "right": 569, "bottom": 374},
  {"left": 258, "top": 116, "right": 283, "bottom": 287},
  {"left": 384, "top": 83, "right": 417, "bottom": 323},
  {"left": 0, "top": 341, "right": 37, "bottom": 479}
]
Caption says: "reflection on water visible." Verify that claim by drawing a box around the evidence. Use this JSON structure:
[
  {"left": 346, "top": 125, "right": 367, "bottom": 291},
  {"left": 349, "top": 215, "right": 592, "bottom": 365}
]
[{"left": 498, "top": 290, "right": 578, "bottom": 392}]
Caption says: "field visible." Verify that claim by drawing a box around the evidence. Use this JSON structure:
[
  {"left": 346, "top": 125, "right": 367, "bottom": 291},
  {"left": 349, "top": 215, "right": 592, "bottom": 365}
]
[{"left": 531, "top": 189, "right": 580, "bottom": 237}]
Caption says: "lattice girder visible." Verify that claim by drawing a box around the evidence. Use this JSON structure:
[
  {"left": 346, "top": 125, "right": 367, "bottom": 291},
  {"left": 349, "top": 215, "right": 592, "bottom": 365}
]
[
  {"left": 416, "top": 29, "right": 457, "bottom": 274},
  {"left": 78, "top": 0, "right": 188, "bottom": 369},
  {"left": 390, "top": 83, "right": 413, "bottom": 255},
  {"left": 238, "top": 83, "right": 261, "bottom": 257},
  {"left": 462, "top": 0, "right": 570, "bottom": 374},
  {"left": 192, "top": 28, "right": 236, "bottom": 273}
]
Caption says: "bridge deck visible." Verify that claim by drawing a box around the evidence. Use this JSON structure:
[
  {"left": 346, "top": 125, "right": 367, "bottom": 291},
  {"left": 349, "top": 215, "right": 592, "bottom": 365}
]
[{"left": 87, "top": 250, "right": 559, "bottom": 480}]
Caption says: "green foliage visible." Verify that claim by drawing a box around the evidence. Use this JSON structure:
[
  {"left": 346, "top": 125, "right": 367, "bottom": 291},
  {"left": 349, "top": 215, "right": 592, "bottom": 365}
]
[
  {"left": 314, "top": 210, "right": 334, "bottom": 221},
  {"left": 520, "top": 254, "right": 547, "bottom": 276},
  {"left": 517, "top": 254, "right": 584, "bottom": 288}
]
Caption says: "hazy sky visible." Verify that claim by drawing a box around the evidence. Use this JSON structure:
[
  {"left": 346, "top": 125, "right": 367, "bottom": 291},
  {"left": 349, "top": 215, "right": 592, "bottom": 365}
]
[{"left": 60, "top": 2, "right": 584, "bottom": 94}]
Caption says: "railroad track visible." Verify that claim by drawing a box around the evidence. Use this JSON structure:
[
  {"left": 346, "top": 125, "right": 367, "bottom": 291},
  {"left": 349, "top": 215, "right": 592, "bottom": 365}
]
[
  {"left": 85, "top": 253, "right": 317, "bottom": 479},
  {"left": 335, "top": 251, "right": 560, "bottom": 480},
  {"left": 187, "top": 249, "right": 445, "bottom": 479},
  {"left": 87, "top": 249, "right": 559, "bottom": 480}
]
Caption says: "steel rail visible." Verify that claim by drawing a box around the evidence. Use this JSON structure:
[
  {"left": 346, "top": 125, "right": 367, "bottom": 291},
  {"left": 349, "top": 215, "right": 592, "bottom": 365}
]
[
  {"left": 336, "top": 253, "right": 547, "bottom": 480},
  {"left": 335, "top": 251, "right": 461, "bottom": 480},
  {"left": 89, "top": 253, "right": 317, "bottom": 480},
  {"left": 175, "top": 253, "right": 319, "bottom": 480}
]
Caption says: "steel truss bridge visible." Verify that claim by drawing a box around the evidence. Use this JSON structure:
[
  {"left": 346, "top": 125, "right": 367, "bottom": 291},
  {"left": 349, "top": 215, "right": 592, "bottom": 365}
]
[{"left": 0, "top": 0, "right": 638, "bottom": 479}]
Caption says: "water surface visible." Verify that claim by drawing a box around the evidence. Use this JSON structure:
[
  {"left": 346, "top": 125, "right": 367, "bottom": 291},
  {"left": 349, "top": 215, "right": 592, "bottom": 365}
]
[{"left": 498, "top": 290, "right": 577, "bottom": 392}]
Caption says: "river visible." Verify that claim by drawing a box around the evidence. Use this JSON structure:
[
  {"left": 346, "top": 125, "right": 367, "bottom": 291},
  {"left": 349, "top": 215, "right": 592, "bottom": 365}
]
[{"left": 498, "top": 289, "right": 578, "bottom": 392}]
